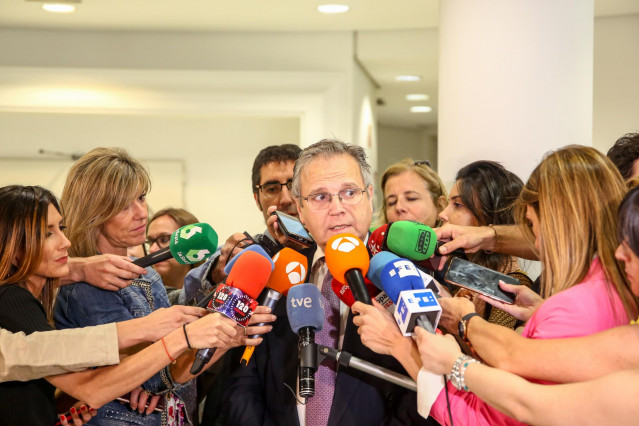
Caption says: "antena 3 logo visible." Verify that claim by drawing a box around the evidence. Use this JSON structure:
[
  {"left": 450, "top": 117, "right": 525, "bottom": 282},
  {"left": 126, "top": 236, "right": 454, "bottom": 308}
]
[
  {"left": 331, "top": 236, "right": 361, "bottom": 253},
  {"left": 415, "top": 229, "right": 432, "bottom": 254},
  {"left": 285, "top": 262, "right": 306, "bottom": 285}
]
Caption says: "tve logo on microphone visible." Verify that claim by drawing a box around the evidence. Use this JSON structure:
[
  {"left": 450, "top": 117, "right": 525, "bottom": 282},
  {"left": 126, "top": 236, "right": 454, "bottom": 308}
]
[
  {"left": 290, "top": 295, "right": 314, "bottom": 308},
  {"left": 331, "top": 235, "right": 361, "bottom": 253}
]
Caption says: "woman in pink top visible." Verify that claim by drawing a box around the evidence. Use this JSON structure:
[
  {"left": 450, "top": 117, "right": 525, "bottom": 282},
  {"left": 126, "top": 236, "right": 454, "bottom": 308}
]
[
  {"left": 414, "top": 181, "right": 639, "bottom": 425},
  {"left": 352, "top": 146, "right": 639, "bottom": 425}
]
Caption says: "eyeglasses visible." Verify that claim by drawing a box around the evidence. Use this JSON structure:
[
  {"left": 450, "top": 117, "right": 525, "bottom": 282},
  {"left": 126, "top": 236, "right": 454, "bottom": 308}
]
[
  {"left": 255, "top": 179, "right": 293, "bottom": 199},
  {"left": 414, "top": 160, "right": 432, "bottom": 168},
  {"left": 145, "top": 234, "right": 171, "bottom": 251},
  {"left": 300, "top": 187, "right": 367, "bottom": 210}
]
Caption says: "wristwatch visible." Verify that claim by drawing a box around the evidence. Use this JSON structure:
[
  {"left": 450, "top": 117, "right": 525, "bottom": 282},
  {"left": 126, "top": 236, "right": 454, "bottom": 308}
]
[{"left": 458, "top": 312, "right": 480, "bottom": 343}]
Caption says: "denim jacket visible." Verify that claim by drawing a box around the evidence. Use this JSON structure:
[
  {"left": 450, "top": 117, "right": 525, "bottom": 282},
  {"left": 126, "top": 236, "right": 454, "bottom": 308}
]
[{"left": 55, "top": 267, "right": 193, "bottom": 425}]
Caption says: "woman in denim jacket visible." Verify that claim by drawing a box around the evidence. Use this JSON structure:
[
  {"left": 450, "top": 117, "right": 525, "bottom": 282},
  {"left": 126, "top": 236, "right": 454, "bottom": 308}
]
[{"left": 55, "top": 148, "right": 204, "bottom": 425}]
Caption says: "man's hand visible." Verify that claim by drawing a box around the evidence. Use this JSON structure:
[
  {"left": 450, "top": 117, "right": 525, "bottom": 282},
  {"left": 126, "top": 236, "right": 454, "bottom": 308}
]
[
  {"left": 478, "top": 281, "right": 544, "bottom": 322},
  {"left": 352, "top": 300, "right": 405, "bottom": 357},
  {"left": 64, "top": 255, "right": 148, "bottom": 291},
  {"left": 210, "top": 233, "right": 250, "bottom": 283},
  {"left": 435, "top": 223, "right": 496, "bottom": 255}
]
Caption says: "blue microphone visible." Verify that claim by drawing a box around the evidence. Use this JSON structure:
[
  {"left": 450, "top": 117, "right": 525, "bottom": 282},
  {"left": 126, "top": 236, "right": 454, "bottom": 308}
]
[
  {"left": 224, "top": 244, "right": 273, "bottom": 275},
  {"left": 367, "top": 251, "right": 400, "bottom": 291},
  {"left": 287, "top": 284, "right": 324, "bottom": 398},
  {"left": 377, "top": 258, "right": 442, "bottom": 335}
]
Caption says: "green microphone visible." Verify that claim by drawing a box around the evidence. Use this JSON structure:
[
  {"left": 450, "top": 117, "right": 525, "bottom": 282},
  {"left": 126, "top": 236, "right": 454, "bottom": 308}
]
[
  {"left": 385, "top": 221, "right": 438, "bottom": 261},
  {"left": 134, "top": 223, "right": 218, "bottom": 268}
]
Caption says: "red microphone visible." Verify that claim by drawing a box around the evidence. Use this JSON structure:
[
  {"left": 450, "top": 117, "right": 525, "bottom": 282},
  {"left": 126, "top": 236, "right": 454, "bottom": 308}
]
[
  {"left": 331, "top": 276, "right": 380, "bottom": 307},
  {"left": 190, "top": 250, "right": 272, "bottom": 374},
  {"left": 367, "top": 224, "right": 389, "bottom": 256}
]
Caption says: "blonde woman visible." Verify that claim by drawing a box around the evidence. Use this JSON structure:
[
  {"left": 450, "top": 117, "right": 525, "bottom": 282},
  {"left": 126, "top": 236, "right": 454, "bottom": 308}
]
[{"left": 379, "top": 158, "right": 447, "bottom": 228}]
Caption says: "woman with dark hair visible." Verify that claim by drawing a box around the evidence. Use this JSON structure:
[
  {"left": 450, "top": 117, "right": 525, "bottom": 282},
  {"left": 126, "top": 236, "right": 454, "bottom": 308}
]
[
  {"left": 438, "top": 160, "right": 532, "bottom": 328},
  {"left": 0, "top": 185, "right": 241, "bottom": 425}
]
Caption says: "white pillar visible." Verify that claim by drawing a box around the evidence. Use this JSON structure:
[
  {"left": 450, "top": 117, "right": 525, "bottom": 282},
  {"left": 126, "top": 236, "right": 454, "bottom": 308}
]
[{"left": 437, "top": 0, "right": 594, "bottom": 186}]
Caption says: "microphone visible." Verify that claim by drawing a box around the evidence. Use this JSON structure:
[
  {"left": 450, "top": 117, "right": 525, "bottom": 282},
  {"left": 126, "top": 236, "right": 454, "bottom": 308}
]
[
  {"left": 240, "top": 247, "right": 308, "bottom": 365},
  {"left": 223, "top": 244, "right": 273, "bottom": 275},
  {"left": 385, "top": 221, "right": 466, "bottom": 261},
  {"left": 330, "top": 277, "right": 385, "bottom": 308},
  {"left": 367, "top": 223, "right": 389, "bottom": 256},
  {"left": 376, "top": 256, "right": 442, "bottom": 335},
  {"left": 325, "top": 233, "right": 371, "bottom": 304},
  {"left": 287, "top": 284, "right": 324, "bottom": 398},
  {"left": 134, "top": 223, "right": 218, "bottom": 268},
  {"left": 190, "top": 250, "right": 273, "bottom": 375}
]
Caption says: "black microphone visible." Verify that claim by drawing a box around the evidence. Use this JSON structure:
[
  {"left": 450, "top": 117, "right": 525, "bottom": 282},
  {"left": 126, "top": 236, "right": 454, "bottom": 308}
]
[
  {"left": 286, "top": 284, "right": 324, "bottom": 398},
  {"left": 135, "top": 223, "right": 218, "bottom": 268}
]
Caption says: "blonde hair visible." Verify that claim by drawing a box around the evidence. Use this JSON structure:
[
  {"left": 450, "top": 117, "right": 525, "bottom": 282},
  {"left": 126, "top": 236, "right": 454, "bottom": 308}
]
[
  {"left": 517, "top": 145, "right": 637, "bottom": 318},
  {"left": 378, "top": 158, "right": 447, "bottom": 226},
  {"left": 62, "top": 147, "right": 151, "bottom": 257}
]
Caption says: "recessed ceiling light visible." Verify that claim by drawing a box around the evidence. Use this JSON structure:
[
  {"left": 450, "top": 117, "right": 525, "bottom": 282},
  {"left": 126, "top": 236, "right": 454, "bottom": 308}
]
[
  {"left": 42, "top": 4, "right": 75, "bottom": 13},
  {"left": 410, "top": 106, "right": 432, "bottom": 113},
  {"left": 395, "top": 75, "right": 421, "bottom": 82},
  {"left": 317, "top": 4, "right": 350, "bottom": 14},
  {"left": 406, "top": 94, "right": 429, "bottom": 101}
]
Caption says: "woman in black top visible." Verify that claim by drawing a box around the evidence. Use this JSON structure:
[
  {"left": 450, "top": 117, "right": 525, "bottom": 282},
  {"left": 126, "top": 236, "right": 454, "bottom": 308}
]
[{"left": 0, "top": 185, "right": 247, "bottom": 425}]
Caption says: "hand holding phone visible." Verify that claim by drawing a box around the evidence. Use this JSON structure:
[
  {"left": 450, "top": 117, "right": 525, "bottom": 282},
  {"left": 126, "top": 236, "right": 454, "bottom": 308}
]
[
  {"left": 444, "top": 257, "right": 520, "bottom": 304},
  {"left": 273, "top": 211, "right": 314, "bottom": 248}
]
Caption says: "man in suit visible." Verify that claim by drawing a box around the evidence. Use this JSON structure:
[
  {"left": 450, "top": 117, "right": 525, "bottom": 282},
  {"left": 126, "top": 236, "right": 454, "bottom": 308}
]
[{"left": 224, "top": 139, "right": 428, "bottom": 425}]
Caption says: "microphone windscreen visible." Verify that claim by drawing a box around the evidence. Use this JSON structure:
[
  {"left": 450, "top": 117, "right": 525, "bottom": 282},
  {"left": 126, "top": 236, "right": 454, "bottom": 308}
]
[
  {"left": 367, "top": 223, "right": 389, "bottom": 256},
  {"left": 286, "top": 283, "right": 324, "bottom": 333},
  {"left": 385, "top": 221, "right": 437, "bottom": 261},
  {"left": 368, "top": 251, "right": 400, "bottom": 290},
  {"left": 267, "top": 248, "right": 308, "bottom": 294},
  {"left": 226, "top": 250, "right": 273, "bottom": 299},
  {"left": 325, "top": 233, "right": 370, "bottom": 284},
  {"left": 379, "top": 257, "right": 425, "bottom": 303},
  {"left": 224, "top": 244, "right": 273, "bottom": 275},
  {"left": 169, "top": 223, "right": 218, "bottom": 265}
]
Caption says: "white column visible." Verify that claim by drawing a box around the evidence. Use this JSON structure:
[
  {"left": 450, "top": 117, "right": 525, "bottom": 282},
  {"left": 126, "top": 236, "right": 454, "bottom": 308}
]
[{"left": 437, "top": 0, "right": 594, "bottom": 186}]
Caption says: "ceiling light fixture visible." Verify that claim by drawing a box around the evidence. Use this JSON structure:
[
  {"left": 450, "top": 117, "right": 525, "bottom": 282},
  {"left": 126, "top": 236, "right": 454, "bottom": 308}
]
[
  {"left": 317, "top": 4, "right": 350, "bottom": 14},
  {"left": 42, "top": 3, "right": 76, "bottom": 12},
  {"left": 406, "top": 94, "right": 429, "bottom": 101},
  {"left": 410, "top": 106, "right": 432, "bottom": 113},
  {"left": 395, "top": 75, "right": 421, "bottom": 82}
]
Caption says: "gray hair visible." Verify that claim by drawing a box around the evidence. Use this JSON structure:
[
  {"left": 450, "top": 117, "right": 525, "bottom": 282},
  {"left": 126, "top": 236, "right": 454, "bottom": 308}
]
[{"left": 291, "top": 138, "right": 373, "bottom": 198}]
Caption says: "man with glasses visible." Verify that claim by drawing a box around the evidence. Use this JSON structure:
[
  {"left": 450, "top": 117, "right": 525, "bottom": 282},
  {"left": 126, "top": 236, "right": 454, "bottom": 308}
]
[{"left": 225, "top": 139, "right": 428, "bottom": 426}]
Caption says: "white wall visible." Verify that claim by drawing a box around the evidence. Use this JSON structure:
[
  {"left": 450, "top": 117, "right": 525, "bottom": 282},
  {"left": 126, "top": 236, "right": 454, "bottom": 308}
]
[
  {"left": 593, "top": 14, "right": 639, "bottom": 153},
  {"left": 0, "top": 111, "right": 300, "bottom": 240}
]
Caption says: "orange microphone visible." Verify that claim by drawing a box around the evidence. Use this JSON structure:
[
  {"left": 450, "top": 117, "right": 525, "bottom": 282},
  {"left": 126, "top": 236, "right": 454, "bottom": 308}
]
[
  {"left": 240, "top": 247, "right": 308, "bottom": 365},
  {"left": 325, "top": 233, "right": 371, "bottom": 305}
]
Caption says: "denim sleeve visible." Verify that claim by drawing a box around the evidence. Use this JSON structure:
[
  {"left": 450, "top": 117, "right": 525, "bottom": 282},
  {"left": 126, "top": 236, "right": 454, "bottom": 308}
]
[
  {"left": 54, "top": 282, "right": 174, "bottom": 395},
  {"left": 179, "top": 251, "right": 220, "bottom": 306}
]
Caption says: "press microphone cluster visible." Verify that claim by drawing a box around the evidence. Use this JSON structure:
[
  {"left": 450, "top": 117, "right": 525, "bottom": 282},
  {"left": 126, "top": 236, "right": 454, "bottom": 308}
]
[
  {"left": 190, "top": 248, "right": 274, "bottom": 375},
  {"left": 134, "top": 223, "right": 218, "bottom": 268},
  {"left": 325, "top": 233, "right": 372, "bottom": 305},
  {"left": 240, "top": 247, "right": 308, "bottom": 365}
]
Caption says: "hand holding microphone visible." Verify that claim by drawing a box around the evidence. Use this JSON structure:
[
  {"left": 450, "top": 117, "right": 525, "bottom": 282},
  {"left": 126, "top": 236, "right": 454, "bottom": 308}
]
[{"left": 190, "top": 249, "right": 273, "bottom": 375}]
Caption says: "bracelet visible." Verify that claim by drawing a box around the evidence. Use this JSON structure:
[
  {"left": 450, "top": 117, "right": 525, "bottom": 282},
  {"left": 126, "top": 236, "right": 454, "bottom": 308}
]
[
  {"left": 448, "top": 354, "right": 481, "bottom": 391},
  {"left": 161, "top": 337, "right": 177, "bottom": 364},
  {"left": 485, "top": 224, "right": 499, "bottom": 254},
  {"left": 459, "top": 357, "right": 482, "bottom": 391},
  {"left": 183, "top": 324, "right": 192, "bottom": 349}
]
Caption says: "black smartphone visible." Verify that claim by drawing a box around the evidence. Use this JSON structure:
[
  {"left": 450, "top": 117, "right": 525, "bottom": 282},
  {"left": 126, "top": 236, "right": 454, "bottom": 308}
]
[
  {"left": 274, "top": 211, "right": 314, "bottom": 247},
  {"left": 444, "top": 257, "right": 520, "bottom": 304}
]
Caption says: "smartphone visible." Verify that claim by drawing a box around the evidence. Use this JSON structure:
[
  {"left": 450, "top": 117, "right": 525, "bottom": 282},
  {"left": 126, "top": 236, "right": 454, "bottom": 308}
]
[
  {"left": 274, "top": 211, "right": 314, "bottom": 247},
  {"left": 444, "top": 257, "right": 520, "bottom": 304}
]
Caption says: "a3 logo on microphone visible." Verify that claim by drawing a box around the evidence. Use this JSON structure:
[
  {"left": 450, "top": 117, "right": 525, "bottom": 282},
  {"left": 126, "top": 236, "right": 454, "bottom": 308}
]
[{"left": 330, "top": 235, "right": 362, "bottom": 253}]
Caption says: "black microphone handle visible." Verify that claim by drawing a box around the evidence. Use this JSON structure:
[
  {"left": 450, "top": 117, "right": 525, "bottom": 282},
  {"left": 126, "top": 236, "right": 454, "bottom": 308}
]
[
  {"left": 298, "top": 327, "right": 316, "bottom": 398},
  {"left": 133, "top": 246, "right": 173, "bottom": 268},
  {"left": 190, "top": 347, "right": 216, "bottom": 375},
  {"left": 345, "top": 268, "right": 372, "bottom": 304},
  {"left": 247, "top": 288, "right": 281, "bottom": 339}
]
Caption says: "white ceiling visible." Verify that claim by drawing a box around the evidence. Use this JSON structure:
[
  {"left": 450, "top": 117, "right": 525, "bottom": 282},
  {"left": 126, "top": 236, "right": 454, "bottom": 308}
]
[{"left": 1, "top": 0, "right": 638, "bottom": 128}]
